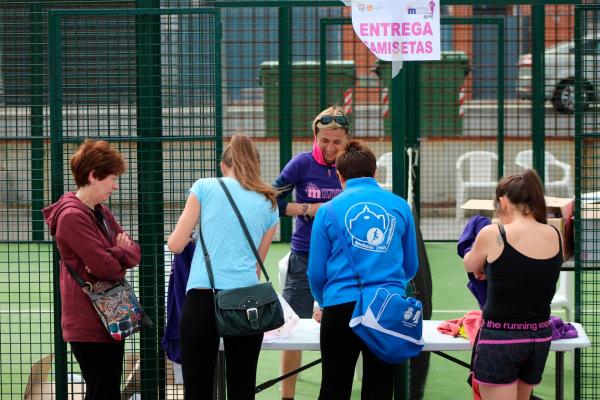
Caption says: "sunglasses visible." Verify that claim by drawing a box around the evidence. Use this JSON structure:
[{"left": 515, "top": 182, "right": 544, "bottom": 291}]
[{"left": 317, "top": 115, "right": 349, "bottom": 127}]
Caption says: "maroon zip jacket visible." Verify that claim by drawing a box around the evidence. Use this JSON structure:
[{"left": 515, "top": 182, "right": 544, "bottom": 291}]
[{"left": 43, "top": 192, "right": 141, "bottom": 343}]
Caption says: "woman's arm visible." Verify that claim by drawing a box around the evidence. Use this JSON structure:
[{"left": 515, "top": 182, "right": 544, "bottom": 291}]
[
  {"left": 401, "top": 206, "right": 419, "bottom": 281},
  {"left": 103, "top": 210, "right": 141, "bottom": 268},
  {"left": 273, "top": 174, "right": 321, "bottom": 218},
  {"left": 463, "top": 225, "right": 495, "bottom": 273},
  {"left": 168, "top": 194, "right": 200, "bottom": 254},
  {"left": 59, "top": 212, "right": 128, "bottom": 281},
  {"left": 307, "top": 207, "right": 332, "bottom": 307},
  {"left": 255, "top": 224, "right": 278, "bottom": 278}
]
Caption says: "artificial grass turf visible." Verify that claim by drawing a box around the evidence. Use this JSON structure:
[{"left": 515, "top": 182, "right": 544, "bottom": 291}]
[
  {"left": 0, "top": 242, "right": 575, "bottom": 399},
  {"left": 254, "top": 242, "right": 575, "bottom": 400}
]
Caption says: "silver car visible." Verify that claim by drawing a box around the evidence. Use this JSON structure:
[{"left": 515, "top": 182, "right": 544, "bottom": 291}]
[{"left": 517, "top": 35, "right": 600, "bottom": 114}]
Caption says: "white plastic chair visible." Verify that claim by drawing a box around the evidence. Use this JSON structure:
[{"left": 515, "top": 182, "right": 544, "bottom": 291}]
[
  {"left": 455, "top": 151, "right": 498, "bottom": 219},
  {"left": 551, "top": 270, "right": 573, "bottom": 322},
  {"left": 551, "top": 267, "right": 574, "bottom": 363},
  {"left": 514, "top": 150, "right": 573, "bottom": 197},
  {"left": 376, "top": 152, "right": 393, "bottom": 191},
  {"left": 278, "top": 252, "right": 291, "bottom": 288}
]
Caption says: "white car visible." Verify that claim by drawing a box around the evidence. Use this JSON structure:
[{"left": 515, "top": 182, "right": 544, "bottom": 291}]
[{"left": 517, "top": 36, "right": 600, "bottom": 113}]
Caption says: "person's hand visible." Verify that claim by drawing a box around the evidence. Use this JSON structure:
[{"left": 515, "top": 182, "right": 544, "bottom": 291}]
[
  {"left": 313, "top": 308, "right": 322, "bottom": 323},
  {"left": 308, "top": 203, "right": 322, "bottom": 218},
  {"left": 116, "top": 232, "right": 132, "bottom": 248},
  {"left": 473, "top": 269, "right": 487, "bottom": 281}
]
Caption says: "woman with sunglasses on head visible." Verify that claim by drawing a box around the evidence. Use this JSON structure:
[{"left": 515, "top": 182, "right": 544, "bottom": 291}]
[
  {"left": 464, "top": 169, "right": 562, "bottom": 400},
  {"left": 273, "top": 106, "right": 349, "bottom": 400}
]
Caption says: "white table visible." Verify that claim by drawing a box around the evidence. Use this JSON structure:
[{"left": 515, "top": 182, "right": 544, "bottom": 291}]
[
  {"left": 261, "top": 319, "right": 590, "bottom": 351},
  {"left": 215, "top": 319, "right": 590, "bottom": 400}
]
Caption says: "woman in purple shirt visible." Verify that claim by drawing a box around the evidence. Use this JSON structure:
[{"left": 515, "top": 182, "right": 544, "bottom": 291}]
[{"left": 273, "top": 106, "right": 349, "bottom": 400}]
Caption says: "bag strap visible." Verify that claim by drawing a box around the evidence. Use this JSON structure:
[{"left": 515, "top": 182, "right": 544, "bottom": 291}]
[
  {"left": 64, "top": 262, "right": 87, "bottom": 287},
  {"left": 324, "top": 202, "right": 362, "bottom": 289},
  {"left": 198, "top": 228, "right": 217, "bottom": 290},
  {"left": 63, "top": 262, "right": 95, "bottom": 291},
  {"left": 217, "top": 178, "right": 270, "bottom": 281}
]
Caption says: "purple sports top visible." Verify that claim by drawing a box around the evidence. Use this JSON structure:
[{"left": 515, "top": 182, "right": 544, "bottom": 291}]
[{"left": 278, "top": 152, "right": 342, "bottom": 254}]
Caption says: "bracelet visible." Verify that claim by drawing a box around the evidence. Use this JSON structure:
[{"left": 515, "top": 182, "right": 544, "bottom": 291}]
[{"left": 302, "top": 203, "right": 310, "bottom": 221}]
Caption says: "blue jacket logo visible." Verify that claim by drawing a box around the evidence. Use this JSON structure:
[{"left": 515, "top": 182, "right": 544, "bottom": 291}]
[{"left": 344, "top": 202, "right": 395, "bottom": 252}]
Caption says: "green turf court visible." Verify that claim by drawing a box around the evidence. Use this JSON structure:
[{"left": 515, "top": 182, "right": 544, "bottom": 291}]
[{"left": 0, "top": 241, "right": 575, "bottom": 399}]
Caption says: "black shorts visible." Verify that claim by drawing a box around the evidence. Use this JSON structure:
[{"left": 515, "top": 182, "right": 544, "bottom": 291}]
[
  {"left": 281, "top": 252, "right": 314, "bottom": 318},
  {"left": 472, "top": 326, "right": 552, "bottom": 386}
]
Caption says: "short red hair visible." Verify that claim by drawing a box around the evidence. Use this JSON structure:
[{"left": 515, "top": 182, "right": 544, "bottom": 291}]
[{"left": 70, "top": 139, "right": 126, "bottom": 187}]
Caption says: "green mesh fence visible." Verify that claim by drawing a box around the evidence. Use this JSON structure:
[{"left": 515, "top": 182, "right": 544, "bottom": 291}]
[
  {"left": 47, "top": 7, "right": 222, "bottom": 399},
  {"left": 575, "top": 6, "right": 599, "bottom": 400},
  {"left": 1, "top": 1, "right": 597, "bottom": 399}
]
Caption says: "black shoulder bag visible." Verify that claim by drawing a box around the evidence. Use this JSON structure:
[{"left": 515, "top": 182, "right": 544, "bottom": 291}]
[{"left": 198, "top": 178, "right": 284, "bottom": 337}]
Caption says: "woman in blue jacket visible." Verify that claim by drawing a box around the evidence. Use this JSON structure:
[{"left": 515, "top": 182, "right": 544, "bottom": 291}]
[{"left": 307, "top": 140, "right": 419, "bottom": 399}]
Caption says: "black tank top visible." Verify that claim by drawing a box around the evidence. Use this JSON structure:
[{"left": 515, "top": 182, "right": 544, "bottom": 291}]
[{"left": 483, "top": 225, "right": 563, "bottom": 323}]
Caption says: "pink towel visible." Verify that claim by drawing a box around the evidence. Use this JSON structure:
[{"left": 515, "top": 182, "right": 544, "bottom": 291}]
[{"left": 437, "top": 310, "right": 483, "bottom": 345}]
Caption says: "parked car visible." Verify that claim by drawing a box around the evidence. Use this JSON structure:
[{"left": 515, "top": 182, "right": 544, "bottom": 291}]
[{"left": 517, "top": 35, "right": 600, "bottom": 114}]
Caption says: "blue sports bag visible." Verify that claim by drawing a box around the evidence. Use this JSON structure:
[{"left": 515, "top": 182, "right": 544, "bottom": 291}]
[
  {"left": 326, "top": 202, "right": 424, "bottom": 364},
  {"left": 349, "top": 287, "right": 424, "bottom": 364}
]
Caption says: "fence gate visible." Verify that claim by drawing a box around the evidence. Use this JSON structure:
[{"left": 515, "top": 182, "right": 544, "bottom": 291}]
[
  {"left": 574, "top": 5, "right": 600, "bottom": 400},
  {"left": 48, "top": 7, "right": 222, "bottom": 399}
]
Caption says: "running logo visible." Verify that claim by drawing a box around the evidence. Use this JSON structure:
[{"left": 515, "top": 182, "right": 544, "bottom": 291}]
[{"left": 344, "top": 202, "right": 395, "bottom": 252}]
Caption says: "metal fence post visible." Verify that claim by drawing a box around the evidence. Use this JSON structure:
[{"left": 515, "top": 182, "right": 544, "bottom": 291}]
[
  {"left": 278, "top": 6, "right": 293, "bottom": 242},
  {"left": 48, "top": 12, "right": 68, "bottom": 400},
  {"left": 30, "top": 0, "right": 44, "bottom": 241},
  {"left": 531, "top": 4, "right": 545, "bottom": 179},
  {"left": 135, "top": 3, "right": 165, "bottom": 398}
]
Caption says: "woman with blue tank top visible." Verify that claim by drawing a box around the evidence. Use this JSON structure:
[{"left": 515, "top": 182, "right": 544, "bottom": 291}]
[
  {"left": 167, "top": 135, "right": 280, "bottom": 400},
  {"left": 464, "top": 169, "right": 562, "bottom": 400}
]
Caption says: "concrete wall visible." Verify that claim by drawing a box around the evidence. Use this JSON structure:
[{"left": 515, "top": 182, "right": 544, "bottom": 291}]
[{"left": 0, "top": 136, "right": 576, "bottom": 240}]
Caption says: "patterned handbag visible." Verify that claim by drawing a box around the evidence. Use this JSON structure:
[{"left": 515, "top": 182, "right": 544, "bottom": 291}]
[{"left": 65, "top": 264, "right": 153, "bottom": 341}]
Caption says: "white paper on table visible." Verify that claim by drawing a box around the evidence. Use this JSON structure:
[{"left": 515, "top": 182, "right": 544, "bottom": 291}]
[{"left": 263, "top": 295, "right": 300, "bottom": 342}]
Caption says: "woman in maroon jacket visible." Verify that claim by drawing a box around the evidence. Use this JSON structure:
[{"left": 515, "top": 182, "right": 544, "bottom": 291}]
[{"left": 43, "top": 140, "right": 140, "bottom": 400}]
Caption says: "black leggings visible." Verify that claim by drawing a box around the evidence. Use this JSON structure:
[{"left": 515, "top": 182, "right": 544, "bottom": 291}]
[
  {"left": 70, "top": 341, "right": 125, "bottom": 400},
  {"left": 319, "top": 301, "right": 395, "bottom": 400},
  {"left": 179, "top": 289, "right": 263, "bottom": 400}
]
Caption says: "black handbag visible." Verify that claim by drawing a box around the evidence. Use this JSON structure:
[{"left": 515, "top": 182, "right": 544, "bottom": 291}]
[
  {"left": 65, "top": 264, "right": 153, "bottom": 341},
  {"left": 198, "top": 178, "right": 284, "bottom": 337}
]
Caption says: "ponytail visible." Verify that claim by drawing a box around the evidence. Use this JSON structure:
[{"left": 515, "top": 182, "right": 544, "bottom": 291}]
[
  {"left": 221, "top": 135, "right": 279, "bottom": 209},
  {"left": 495, "top": 169, "right": 547, "bottom": 223}
]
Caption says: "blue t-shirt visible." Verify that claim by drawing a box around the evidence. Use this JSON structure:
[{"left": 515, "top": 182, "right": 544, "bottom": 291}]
[
  {"left": 278, "top": 152, "right": 342, "bottom": 254},
  {"left": 186, "top": 177, "right": 279, "bottom": 291}
]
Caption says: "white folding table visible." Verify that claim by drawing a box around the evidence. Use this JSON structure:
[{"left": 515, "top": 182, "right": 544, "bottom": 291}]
[{"left": 215, "top": 319, "right": 590, "bottom": 400}]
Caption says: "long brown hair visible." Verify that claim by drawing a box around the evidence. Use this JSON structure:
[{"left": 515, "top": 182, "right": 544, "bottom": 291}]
[
  {"left": 495, "top": 169, "right": 547, "bottom": 223},
  {"left": 221, "top": 135, "right": 278, "bottom": 209}
]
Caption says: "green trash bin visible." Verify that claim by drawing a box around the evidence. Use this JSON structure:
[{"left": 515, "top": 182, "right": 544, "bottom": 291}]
[
  {"left": 376, "top": 51, "right": 469, "bottom": 136},
  {"left": 259, "top": 60, "right": 355, "bottom": 137}
]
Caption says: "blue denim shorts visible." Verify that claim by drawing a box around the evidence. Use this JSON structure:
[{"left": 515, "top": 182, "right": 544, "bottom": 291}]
[
  {"left": 472, "top": 325, "right": 552, "bottom": 386},
  {"left": 281, "top": 252, "right": 314, "bottom": 318}
]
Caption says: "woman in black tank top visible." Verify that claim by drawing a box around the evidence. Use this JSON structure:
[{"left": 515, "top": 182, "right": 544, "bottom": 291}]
[{"left": 462, "top": 169, "right": 563, "bottom": 400}]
